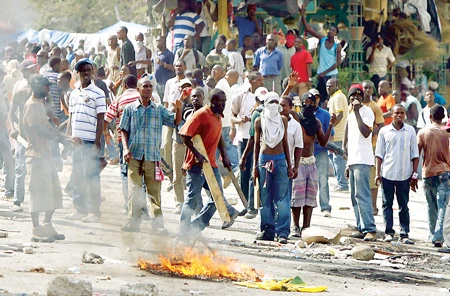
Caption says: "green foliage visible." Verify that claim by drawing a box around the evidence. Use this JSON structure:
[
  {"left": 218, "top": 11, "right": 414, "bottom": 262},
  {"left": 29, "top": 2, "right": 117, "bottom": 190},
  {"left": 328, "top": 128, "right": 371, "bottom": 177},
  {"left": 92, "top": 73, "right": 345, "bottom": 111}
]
[{"left": 29, "top": 0, "right": 148, "bottom": 33}]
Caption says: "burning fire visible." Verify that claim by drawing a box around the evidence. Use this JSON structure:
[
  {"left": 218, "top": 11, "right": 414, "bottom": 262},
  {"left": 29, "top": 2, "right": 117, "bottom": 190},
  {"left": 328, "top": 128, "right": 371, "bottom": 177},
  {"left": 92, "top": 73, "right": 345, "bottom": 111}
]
[{"left": 138, "top": 248, "right": 263, "bottom": 282}]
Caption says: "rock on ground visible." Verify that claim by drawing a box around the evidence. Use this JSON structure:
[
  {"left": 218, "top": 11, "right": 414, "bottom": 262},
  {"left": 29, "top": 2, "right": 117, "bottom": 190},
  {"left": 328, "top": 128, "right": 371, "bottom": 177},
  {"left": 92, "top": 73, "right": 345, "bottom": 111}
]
[
  {"left": 120, "top": 283, "right": 159, "bottom": 296},
  {"left": 351, "top": 245, "right": 375, "bottom": 261},
  {"left": 47, "top": 276, "right": 92, "bottom": 296}
]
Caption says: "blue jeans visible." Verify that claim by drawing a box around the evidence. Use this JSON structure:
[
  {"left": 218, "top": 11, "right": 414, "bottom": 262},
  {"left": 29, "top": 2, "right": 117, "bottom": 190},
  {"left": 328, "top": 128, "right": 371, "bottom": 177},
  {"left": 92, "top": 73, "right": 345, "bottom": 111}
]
[
  {"left": 381, "top": 178, "right": 411, "bottom": 237},
  {"left": 330, "top": 141, "right": 348, "bottom": 189},
  {"left": 423, "top": 172, "right": 450, "bottom": 242},
  {"left": 217, "top": 126, "right": 239, "bottom": 176},
  {"left": 13, "top": 143, "right": 26, "bottom": 204},
  {"left": 315, "top": 151, "right": 331, "bottom": 212},
  {"left": 180, "top": 165, "right": 237, "bottom": 236},
  {"left": 118, "top": 141, "right": 128, "bottom": 206},
  {"left": 0, "top": 129, "right": 14, "bottom": 197},
  {"left": 258, "top": 154, "right": 290, "bottom": 239},
  {"left": 72, "top": 141, "right": 101, "bottom": 215},
  {"left": 238, "top": 139, "right": 255, "bottom": 211},
  {"left": 349, "top": 164, "right": 377, "bottom": 233}
]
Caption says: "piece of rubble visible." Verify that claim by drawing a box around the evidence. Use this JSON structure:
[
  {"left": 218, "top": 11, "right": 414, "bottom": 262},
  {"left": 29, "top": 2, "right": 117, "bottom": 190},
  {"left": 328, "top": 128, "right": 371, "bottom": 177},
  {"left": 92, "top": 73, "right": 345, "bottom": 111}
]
[
  {"left": 82, "top": 251, "right": 104, "bottom": 264},
  {"left": 302, "top": 227, "right": 341, "bottom": 244},
  {"left": 120, "top": 283, "right": 159, "bottom": 296},
  {"left": 47, "top": 276, "right": 93, "bottom": 296},
  {"left": 96, "top": 275, "right": 111, "bottom": 281},
  {"left": 0, "top": 232, "right": 8, "bottom": 238},
  {"left": 339, "top": 237, "right": 352, "bottom": 246},
  {"left": 23, "top": 247, "right": 34, "bottom": 254},
  {"left": 295, "top": 240, "right": 306, "bottom": 248},
  {"left": 351, "top": 246, "right": 375, "bottom": 261}
]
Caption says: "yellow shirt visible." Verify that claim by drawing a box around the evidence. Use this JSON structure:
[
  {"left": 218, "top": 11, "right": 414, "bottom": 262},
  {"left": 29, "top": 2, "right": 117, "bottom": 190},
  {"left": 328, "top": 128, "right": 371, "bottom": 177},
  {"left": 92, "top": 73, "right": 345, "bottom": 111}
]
[{"left": 328, "top": 90, "right": 348, "bottom": 142}]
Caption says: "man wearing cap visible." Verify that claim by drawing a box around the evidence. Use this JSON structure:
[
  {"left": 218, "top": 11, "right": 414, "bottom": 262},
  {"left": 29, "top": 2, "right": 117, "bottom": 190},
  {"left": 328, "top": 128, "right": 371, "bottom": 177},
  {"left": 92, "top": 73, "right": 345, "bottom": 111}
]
[
  {"left": 234, "top": 4, "right": 263, "bottom": 48},
  {"left": 366, "top": 34, "right": 395, "bottom": 90},
  {"left": 119, "top": 77, "right": 182, "bottom": 232},
  {"left": 428, "top": 81, "right": 446, "bottom": 106},
  {"left": 232, "top": 71, "right": 264, "bottom": 218},
  {"left": 417, "top": 105, "right": 450, "bottom": 248},
  {"left": 117, "top": 26, "right": 137, "bottom": 77},
  {"left": 71, "top": 49, "right": 85, "bottom": 71},
  {"left": 326, "top": 78, "right": 348, "bottom": 193},
  {"left": 22, "top": 74, "right": 67, "bottom": 243},
  {"left": 375, "top": 104, "right": 419, "bottom": 244},
  {"left": 36, "top": 49, "right": 49, "bottom": 74},
  {"left": 8, "top": 60, "right": 38, "bottom": 211},
  {"left": 253, "top": 34, "right": 284, "bottom": 95},
  {"left": 417, "top": 90, "right": 448, "bottom": 128},
  {"left": 344, "top": 84, "right": 377, "bottom": 241},
  {"left": 66, "top": 58, "right": 107, "bottom": 223},
  {"left": 253, "top": 91, "right": 293, "bottom": 243}
]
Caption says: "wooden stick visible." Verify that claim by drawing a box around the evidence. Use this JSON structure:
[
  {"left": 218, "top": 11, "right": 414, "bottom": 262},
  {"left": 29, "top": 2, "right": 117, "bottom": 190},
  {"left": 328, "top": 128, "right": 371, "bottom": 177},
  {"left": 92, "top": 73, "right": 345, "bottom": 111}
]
[
  {"left": 227, "top": 168, "right": 248, "bottom": 208},
  {"left": 192, "top": 135, "right": 230, "bottom": 222},
  {"left": 254, "top": 177, "right": 260, "bottom": 209}
]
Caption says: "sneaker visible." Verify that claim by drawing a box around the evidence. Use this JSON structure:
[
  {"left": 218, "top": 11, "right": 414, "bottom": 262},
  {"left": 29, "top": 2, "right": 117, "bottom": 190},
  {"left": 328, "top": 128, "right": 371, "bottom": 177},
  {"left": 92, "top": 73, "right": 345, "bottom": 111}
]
[
  {"left": 82, "top": 213, "right": 100, "bottom": 223},
  {"left": 65, "top": 212, "right": 86, "bottom": 221},
  {"left": 323, "top": 210, "right": 331, "bottom": 218},
  {"left": 121, "top": 223, "right": 140, "bottom": 232},
  {"left": 437, "top": 247, "right": 450, "bottom": 253},
  {"left": 333, "top": 186, "right": 349, "bottom": 192},
  {"left": 278, "top": 236, "right": 288, "bottom": 244},
  {"left": 289, "top": 227, "right": 302, "bottom": 239},
  {"left": 172, "top": 203, "right": 182, "bottom": 214},
  {"left": 222, "top": 174, "right": 232, "bottom": 189},
  {"left": 9, "top": 204, "right": 23, "bottom": 212},
  {"left": 226, "top": 197, "right": 238, "bottom": 205},
  {"left": 43, "top": 223, "right": 65, "bottom": 240},
  {"left": 222, "top": 210, "right": 239, "bottom": 229},
  {"left": 384, "top": 234, "right": 393, "bottom": 242},
  {"left": 401, "top": 237, "right": 415, "bottom": 245},
  {"left": 238, "top": 209, "right": 247, "bottom": 217},
  {"left": 31, "top": 225, "right": 55, "bottom": 243},
  {"left": 256, "top": 231, "right": 274, "bottom": 241},
  {"left": 350, "top": 231, "right": 365, "bottom": 239},
  {"left": 364, "top": 232, "right": 377, "bottom": 241},
  {"left": 244, "top": 211, "right": 257, "bottom": 219},
  {"left": 434, "top": 240, "right": 443, "bottom": 248}
]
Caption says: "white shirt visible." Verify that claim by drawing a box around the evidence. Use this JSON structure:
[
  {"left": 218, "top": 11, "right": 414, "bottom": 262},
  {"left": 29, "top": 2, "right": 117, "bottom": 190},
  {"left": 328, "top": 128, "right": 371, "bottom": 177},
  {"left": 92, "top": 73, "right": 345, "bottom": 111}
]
[
  {"left": 215, "top": 78, "right": 233, "bottom": 127},
  {"left": 231, "top": 88, "right": 255, "bottom": 141},
  {"left": 173, "top": 48, "right": 205, "bottom": 71},
  {"left": 163, "top": 77, "right": 182, "bottom": 104},
  {"left": 228, "top": 51, "right": 245, "bottom": 81},
  {"left": 366, "top": 45, "right": 395, "bottom": 77},
  {"left": 347, "top": 105, "right": 375, "bottom": 166},
  {"left": 287, "top": 115, "right": 303, "bottom": 164},
  {"left": 417, "top": 105, "right": 448, "bottom": 128}
]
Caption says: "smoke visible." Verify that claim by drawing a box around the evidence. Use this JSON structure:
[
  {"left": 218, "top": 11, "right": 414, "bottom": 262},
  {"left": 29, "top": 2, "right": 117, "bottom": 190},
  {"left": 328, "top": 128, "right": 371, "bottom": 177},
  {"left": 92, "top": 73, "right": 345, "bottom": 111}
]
[{"left": 2, "top": 0, "right": 35, "bottom": 32}]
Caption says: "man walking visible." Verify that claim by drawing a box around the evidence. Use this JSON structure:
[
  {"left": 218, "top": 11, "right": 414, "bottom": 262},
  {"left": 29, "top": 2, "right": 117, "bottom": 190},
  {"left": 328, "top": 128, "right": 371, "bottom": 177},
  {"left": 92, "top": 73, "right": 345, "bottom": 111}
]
[
  {"left": 375, "top": 104, "right": 419, "bottom": 244},
  {"left": 117, "top": 26, "right": 136, "bottom": 77},
  {"left": 120, "top": 77, "right": 182, "bottom": 232}
]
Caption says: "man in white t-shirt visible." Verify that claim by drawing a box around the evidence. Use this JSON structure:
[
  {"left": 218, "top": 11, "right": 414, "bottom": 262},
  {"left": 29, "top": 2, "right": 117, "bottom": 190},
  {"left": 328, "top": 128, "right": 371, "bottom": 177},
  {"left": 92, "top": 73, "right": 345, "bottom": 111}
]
[
  {"left": 344, "top": 84, "right": 377, "bottom": 241},
  {"left": 417, "top": 90, "right": 448, "bottom": 129}
]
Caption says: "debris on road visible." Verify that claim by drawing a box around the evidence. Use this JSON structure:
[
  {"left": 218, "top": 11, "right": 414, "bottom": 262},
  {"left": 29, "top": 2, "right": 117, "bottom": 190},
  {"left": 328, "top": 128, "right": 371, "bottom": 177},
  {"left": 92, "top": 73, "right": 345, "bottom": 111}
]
[
  {"left": 301, "top": 227, "right": 341, "bottom": 245},
  {"left": 23, "top": 247, "right": 34, "bottom": 254},
  {"left": 47, "top": 276, "right": 93, "bottom": 296},
  {"left": 351, "top": 246, "right": 375, "bottom": 261},
  {"left": 96, "top": 275, "right": 111, "bottom": 281},
  {"left": 120, "top": 283, "right": 159, "bottom": 296},
  {"left": 29, "top": 267, "right": 45, "bottom": 273},
  {"left": 82, "top": 251, "right": 104, "bottom": 264},
  {"left": 234, "top": 276, "right": 328, "bottom": 292},
  {"left": 0, "top": 232, "right": 8, "bottom": 238},
  {"left": 67, "top": 266, "right": 81, "bottom": 273}
]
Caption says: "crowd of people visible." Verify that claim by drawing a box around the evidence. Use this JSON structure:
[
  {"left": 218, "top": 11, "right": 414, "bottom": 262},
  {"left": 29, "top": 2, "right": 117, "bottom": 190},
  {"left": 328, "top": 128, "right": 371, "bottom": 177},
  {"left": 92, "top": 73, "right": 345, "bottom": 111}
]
[{"left": 0, "top": 1, "right": 449, "bottom": 252}]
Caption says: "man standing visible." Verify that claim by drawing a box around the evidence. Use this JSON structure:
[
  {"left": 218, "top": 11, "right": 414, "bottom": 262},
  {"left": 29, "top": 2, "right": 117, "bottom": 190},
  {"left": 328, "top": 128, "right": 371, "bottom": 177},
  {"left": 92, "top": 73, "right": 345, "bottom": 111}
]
[
  {"left": 253, "top": 34, "right": 284, "bottom": 94},
  {"left": 66, "top": 59, "right": 106, "bottom": 223},
  {"left": 344, "top": 84, "right": 377, "bottom": 241},
  {"left": 106, "top": 35, "right": 121, "bottom": 83},
  {"left": 154, "top": 35, "right": 175, "bottom": 99},
  {"left": 301, "top": 8, "right": 341, "bottom": 100},
  {"left": 366, "top": 34, "right": 395, "bottom": 90},
  {"left": 417, "top": 105, "right": 450, "bottom": 247},
  {"left": 174, "top": 35, "right": 205, "bottom": 71},
  {"left": 277, "top": 30, "right": 296, "bottom": 86},
  {"left": 235, "top": 4, "right": 263, "bottom": 48},
  {"left": 179, "top": 89, "right": 240, "bottom": 240},
  {"left": 417, "top": 90, "right": 448, "bottom": 128},
  {"left": 128, "top": 33, "right": 152, "bottom": 78},
  {"left": 253, "top": 92, "right": 294, "bottom": 243},
  {"left": 377, "top": 80, "right": 396, "bottom": 125},
  {"left": 326, "top": 78, "right": 348, "bottom": 192},
  {"left": 375, "top": 104, "right": 419, "bottom": 244},
  {"left": 22, "top": 75, "right": 65, "bottom": 242},
  {"left": 117, "top": 26, "right": 137, "bottom": 77},
  {"left": 290, "top": 36, "right": 313, "bottom": 96},
  {"left": 119, "top": 77, "right": 182, "bottom": 232},
  {"left": 205, "top": 38, "right": 229, "bottom": 76},
  {"left": 232, "top": 72, "right": 264, "bottom": 218}
]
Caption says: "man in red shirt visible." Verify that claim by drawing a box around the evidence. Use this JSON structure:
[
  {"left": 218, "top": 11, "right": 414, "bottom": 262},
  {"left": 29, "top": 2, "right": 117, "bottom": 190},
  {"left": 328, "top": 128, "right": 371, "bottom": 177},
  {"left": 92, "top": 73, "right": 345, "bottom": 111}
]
[
  {"left": 377, "top": 80, "right": 396, "bottom": 125},
  {"left": 178, "top": 88, "right": 239, "bottom": 241},
  {"left": 290, "top": 37, "right": 313, "bottom": 97}
]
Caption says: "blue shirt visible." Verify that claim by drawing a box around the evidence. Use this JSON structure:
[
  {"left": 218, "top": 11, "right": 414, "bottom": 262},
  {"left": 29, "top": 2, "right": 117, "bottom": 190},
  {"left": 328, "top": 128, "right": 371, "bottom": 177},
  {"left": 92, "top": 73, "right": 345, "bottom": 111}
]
[
  {"left": 119, "top": 100, "right": 176, "bottom": 161},
  {"left": 253, "top": 47, "right": 283, "bottom": 76},
  {"left": 154, "top": 49, "right": 175, "bottom": 85},
  {"left": 235, "top": 16, "right": 262, "bottom": 47},
  {"left": 314, "top": 107, "right": 334, "bottom": 156},
  {"left": 317, "top": 37, "right": 338, "bottom": 77}
]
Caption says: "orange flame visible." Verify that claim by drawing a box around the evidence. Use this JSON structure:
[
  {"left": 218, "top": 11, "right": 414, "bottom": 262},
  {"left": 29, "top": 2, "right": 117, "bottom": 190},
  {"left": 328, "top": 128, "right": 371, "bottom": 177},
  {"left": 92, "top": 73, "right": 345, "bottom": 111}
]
[{"left": 138, "top": 248, "right": 263, "bottom": 282}]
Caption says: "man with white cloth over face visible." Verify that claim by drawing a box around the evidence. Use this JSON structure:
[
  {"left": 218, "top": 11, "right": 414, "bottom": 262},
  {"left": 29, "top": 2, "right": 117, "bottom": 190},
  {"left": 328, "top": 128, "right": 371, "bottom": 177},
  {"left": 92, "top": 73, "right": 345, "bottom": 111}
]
[{"left": 253, "top": 92, "right": 293, "bottom": 243}]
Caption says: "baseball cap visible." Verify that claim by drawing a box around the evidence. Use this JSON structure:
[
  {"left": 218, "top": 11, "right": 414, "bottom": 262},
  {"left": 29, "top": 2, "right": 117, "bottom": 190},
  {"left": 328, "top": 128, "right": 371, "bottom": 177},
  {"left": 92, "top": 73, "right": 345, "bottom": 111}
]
[
  {"left": 348, "top": 84, "right": 364, "bottom": 97},
  {"left": 179, "top": 78, "right": 192, "bottom": 88},
  {"left": 309, "top": 88, "right": 320, "bottom": 97},
  {"left": 429, "top": 81, "right": 439, "bottom": 91},
  {"left": 254, "top": 87, "right": 269, "bottom": 101},
  {"left": 300, "top": 92, "right": 315, "bottom": 103},
  {"left": 29, "top": 74, "right": 52, "bottom": 89},
  {"left": 74, "top": 49, "right": 84, "bottom": 56},
  {"left": 19, "top": 60, "right": 37, "bottom": 71},
  {"left": 74, "top": 58, "right": 94, "bottom": 71}
]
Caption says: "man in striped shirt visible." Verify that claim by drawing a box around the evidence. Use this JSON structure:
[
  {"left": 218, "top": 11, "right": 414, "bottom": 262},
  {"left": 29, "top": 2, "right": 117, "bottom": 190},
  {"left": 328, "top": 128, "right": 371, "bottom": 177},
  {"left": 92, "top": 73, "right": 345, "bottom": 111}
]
[
  {"left": 375, "top": 104, "right": 419, "bottom": 244},
  {"left": 66, "top": 58, "right": 107, "bottom": 223},
  {"left": 167, "top": 0, "right": 205, "bottom": 53}
]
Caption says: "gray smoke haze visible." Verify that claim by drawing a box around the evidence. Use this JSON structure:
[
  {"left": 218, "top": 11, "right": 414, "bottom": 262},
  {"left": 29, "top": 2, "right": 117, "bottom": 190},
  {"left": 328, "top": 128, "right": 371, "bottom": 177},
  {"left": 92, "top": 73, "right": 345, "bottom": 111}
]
[{"left": 2, "top": 0, "right": 35, "bottom": 31}]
